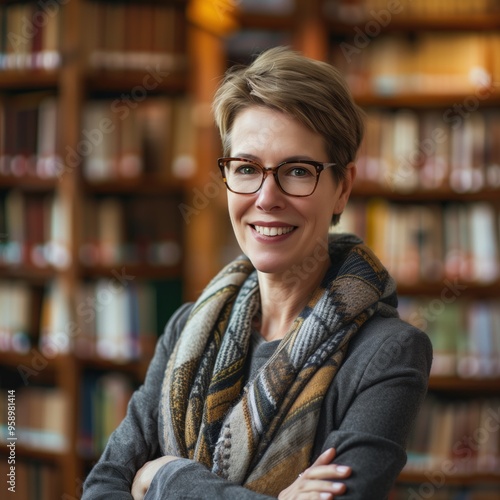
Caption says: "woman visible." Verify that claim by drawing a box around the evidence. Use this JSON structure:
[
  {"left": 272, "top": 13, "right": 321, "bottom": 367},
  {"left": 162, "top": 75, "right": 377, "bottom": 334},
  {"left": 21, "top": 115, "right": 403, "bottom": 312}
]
[{"left": 83, "top": 47, "right": 432, "bottom": 499}]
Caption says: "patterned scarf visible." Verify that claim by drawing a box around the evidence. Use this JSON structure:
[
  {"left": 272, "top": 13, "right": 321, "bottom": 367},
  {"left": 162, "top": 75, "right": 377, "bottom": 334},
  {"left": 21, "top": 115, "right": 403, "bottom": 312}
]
[{"left": 159, "top": 234, "right": 397, "bottom": 496}]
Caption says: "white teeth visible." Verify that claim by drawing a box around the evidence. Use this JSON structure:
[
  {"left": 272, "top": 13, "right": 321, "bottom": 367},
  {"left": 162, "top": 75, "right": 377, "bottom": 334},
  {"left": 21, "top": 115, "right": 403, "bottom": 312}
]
[{"left": 254, "top": 225, "right": 294, "bottom": 236}]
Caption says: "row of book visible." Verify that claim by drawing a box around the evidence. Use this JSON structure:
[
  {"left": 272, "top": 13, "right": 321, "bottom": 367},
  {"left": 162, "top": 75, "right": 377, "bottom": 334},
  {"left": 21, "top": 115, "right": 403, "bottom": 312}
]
[
  {"left": 0, "top": 387, "right": 68, "bottom": 452},
  {"left": 79, "top": 195, "right": 182, "bottom": 268},
  {"left": 0, "top": 96, "right": 60, "bottom": 179},
  {"left": 405, "top": 396, "right": 500, "bottom": 475},
  {"left": 0, "top": 190, "right": 70, "bottom": 269},
  {"left": 356, "top": 110, "right": 500, "bottom": 193},
  {"left": 0, "top": 190, "right": 184, "bottom": 269},
  {"left": 83, "top": 1, "right": 185, "bottom": 71},
  {"left": 338, "top": 200, "right": 500, "bottom": 284},
  {"left": 0, "top": 1, "right": 186, "bottom": 72},
  {"left": 0, "top": 459, "right": 61, "bottom": 500},
  {"left": 0, "top": 95, "right": 196, "bottom": 182},
  {"left": 0, "top": 277, "right": 182, "bottom": 361},
  {"left": 79, "top": 372, "right": 134, "bottom": 457},
  {"left": 81, "top": 97, "right": 195, "bottom": 182},
  {"left": 399, "top": 298, "right": 500, "bottom": 378},
  {"left": 72, "top": 279, "right": 157, "bottom": 362},
  {"left": 326, "top": 0, "right": 500, "bottom": 20},
  {"left": 331, "top": 33, "right": 500, "bottom": 97},
  {"left": 0, "top": 1, "right": 61, "bottom": 71}
]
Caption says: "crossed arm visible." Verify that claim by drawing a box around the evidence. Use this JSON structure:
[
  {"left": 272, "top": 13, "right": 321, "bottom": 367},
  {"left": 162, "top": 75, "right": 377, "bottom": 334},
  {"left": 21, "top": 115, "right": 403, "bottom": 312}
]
[
  {"left": 131, "top": 448, "right": 350, "bottom": 500},
  {"left": 82, "top": 307, "right": 432, "bottom": 500}
]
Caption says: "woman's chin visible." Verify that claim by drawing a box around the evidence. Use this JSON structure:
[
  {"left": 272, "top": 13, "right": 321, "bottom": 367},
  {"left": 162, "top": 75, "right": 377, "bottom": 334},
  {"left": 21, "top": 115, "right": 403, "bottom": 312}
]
[{"left": 248, "top": 256, "right": 291, "bottom": 276}]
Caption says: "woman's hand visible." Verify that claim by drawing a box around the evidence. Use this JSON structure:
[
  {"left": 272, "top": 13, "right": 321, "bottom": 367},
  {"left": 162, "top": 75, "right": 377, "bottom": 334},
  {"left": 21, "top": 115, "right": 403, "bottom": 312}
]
[
  {"left": 278, "top": 448, "right": 351, "bottom": 500},
  {"left": 131, "top": 455, "right": 180, "bottom": 500}
]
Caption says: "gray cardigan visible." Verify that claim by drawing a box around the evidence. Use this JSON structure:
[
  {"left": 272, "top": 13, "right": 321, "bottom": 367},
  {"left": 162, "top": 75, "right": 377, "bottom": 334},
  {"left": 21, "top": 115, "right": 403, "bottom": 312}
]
[{"left": 83, "top": 302, "right": 432, "bottom": 499}]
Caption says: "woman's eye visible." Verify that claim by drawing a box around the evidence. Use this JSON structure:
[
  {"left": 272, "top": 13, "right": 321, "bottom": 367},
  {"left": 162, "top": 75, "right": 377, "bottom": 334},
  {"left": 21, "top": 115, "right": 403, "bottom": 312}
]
[
  {"left": 286, "top": 166, "right": 312, "bottom": 177},
  {"left": 236, "top": 165, "right": 257, "bottom": 175}
]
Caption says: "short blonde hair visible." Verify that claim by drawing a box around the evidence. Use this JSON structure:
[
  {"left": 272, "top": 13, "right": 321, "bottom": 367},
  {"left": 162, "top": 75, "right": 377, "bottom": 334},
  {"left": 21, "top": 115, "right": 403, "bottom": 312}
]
[{"left": 213, "top": 47, "right": 364, "bottom": 224}]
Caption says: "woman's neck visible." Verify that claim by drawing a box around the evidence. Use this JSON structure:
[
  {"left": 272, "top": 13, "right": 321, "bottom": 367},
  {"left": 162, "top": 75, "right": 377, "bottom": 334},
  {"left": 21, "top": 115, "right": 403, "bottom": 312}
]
[{"left": 257, "top": 257, "right": 331, "bottom": 342}]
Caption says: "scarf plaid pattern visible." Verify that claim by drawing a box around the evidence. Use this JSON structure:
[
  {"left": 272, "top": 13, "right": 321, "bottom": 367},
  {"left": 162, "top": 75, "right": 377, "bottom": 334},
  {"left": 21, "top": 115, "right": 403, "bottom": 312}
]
[{"left": 159, "top": 234, "right": 397, "bottom": 495}]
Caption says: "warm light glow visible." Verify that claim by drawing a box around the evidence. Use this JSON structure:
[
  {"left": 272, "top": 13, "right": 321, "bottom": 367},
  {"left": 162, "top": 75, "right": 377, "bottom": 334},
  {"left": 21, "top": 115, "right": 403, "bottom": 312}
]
[{"left": 187, "top": 0, "right": 240, "bottom": 36}]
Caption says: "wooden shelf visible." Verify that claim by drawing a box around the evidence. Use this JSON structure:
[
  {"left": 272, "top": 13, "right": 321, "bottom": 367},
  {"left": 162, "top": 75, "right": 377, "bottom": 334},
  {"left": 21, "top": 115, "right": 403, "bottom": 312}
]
[
  {"left": 85, "top": 69, "right": 187, "bottom": 94},
  {"left": 76, "top": 355, "right": 151, "bottom": 381},
  {"left": 352, "top": 181, "right": 500, "bottom": 203},
  {"left": 0, "top": 352, "right": 69, "bottom": 386},
  {"left": 0, "top": 264, "right": 58, "bottom": 282},
  {"left": 398, "top": 469, "right": 500, "bottom": 486},
  {"left": 80, "top": 263, "right": 182, "bottom": 280},
  {"left": 0, "top": 0, "right": 190, "bottom": 496},
  {"left": 0, "top": 175, "right": 58, "bottom": 191},
  {"left": 429, "top": 375, "right": 500, "bottom": 392},
  {"left": 0, "top": 350, "right": 153, "bottom": 383},
  {"left": 352, "top": 88, "right": 500, "bottom": 108},
  {"left": 0, "top": 69, "right": 59, "bottom": 90},
  {"left": 0, "top": 351, "right": 69, "bottom": 369},
  {"left": 82, "top": 177, "right": 184, "bottom": 195},
  {"left": 396, "top": 280, "right": 500, "bottom": 297},
  {"left": 237, "top": 12, "right": 296, "bottom": 30},
  {"left": 329, "top": 13, "right": 500, "bottom": 33},
  {"left": 0, "top": 442, "right": 66, "bottom": 463}
]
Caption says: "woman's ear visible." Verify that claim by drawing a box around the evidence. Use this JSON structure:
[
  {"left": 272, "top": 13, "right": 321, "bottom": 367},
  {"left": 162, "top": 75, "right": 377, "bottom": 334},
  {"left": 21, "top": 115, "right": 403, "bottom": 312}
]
[{"left": 333, "top": 162, "right": 357, "bottom": 214}]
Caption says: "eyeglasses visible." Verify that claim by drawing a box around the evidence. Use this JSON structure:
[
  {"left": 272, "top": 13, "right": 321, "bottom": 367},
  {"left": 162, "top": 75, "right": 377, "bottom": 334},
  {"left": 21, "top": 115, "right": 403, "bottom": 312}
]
[{"left": 218, "top": 157, "right": 336, "bottom": 197}]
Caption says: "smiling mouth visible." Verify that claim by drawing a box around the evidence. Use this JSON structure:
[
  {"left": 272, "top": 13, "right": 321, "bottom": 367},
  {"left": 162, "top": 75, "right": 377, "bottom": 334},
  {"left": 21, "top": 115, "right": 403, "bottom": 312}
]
[{"left": 253, "top": 225, "right": 296, "bottom": 237}]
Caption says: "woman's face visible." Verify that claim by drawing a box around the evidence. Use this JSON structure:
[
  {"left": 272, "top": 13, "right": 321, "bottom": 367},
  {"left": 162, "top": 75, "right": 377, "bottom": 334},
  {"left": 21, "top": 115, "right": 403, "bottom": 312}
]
[{"left": 226, "top": 106, "right": 354, "bottom": 277}]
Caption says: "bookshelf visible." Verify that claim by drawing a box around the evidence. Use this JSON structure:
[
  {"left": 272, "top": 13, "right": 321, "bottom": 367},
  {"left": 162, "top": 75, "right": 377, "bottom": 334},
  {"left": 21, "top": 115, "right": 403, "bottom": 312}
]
[
  {"left": 0, "top": 0, "right": 189, "bottom": 497},
  {"left": 0, "top": 0, "right": 499, "bottom": 498},
  {"left": 329, "top": 0, "right": 500, "bottom": 494},
  {"left": 194, "top": 0, "right": 500, "bottom": 497}
]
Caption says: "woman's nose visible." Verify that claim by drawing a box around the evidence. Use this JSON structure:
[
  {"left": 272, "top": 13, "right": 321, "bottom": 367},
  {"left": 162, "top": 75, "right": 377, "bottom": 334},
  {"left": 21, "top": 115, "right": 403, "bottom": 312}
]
[{"left": 255, "top": 173, "right": 286, "bottom": 211}]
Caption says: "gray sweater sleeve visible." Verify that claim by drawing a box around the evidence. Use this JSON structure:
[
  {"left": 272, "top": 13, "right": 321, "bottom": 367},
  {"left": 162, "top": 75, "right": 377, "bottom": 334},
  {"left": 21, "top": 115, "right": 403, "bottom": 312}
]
[
  {"left": 82, "top": 303, "right": 193, "bottom": 499},
  {"left": 314, "top": 317, "right": 433, "bottom": 499}
]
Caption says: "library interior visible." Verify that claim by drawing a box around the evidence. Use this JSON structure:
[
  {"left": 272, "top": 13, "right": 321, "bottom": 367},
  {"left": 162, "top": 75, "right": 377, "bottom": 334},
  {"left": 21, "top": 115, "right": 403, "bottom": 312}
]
[{"left": 0, "top": 0, "right": 499, "bottom": 498}]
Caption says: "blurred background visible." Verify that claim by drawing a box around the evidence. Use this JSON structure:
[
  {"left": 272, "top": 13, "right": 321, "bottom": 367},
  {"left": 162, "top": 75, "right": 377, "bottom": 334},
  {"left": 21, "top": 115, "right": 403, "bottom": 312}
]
[{"left": 0, "top": 0, "right": 499, "bottom": 498}]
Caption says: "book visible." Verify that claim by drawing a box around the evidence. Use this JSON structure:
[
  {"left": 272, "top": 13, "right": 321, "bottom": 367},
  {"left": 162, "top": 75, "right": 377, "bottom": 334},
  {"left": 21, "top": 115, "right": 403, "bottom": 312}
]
[
  {"left": 0, "top": 280, "right": 32, "bottom": 353},
  {"left": 404, "top": 395, "right": 500, "bottom": 474},
  {"left": 39, "top": 278, "right": 72, "bottom": 356},
  {"left": 330, "top": 32, "right": 499, "bottom": 97},
  {"left": 82, "top": 97, "right": 178, "bottom": 181},
  {"left": 73, "top": 280, "right": 171, "bottom": 362},
  {"left": 83, "top": 2, "right": 186, "bottom": 72},
  {"left": 355, "top": 109, "right": 500, "bottom": 193},
  {"left": 79, "top": 372, "right": 134, "bottom": 455},
  {"left": 399, "top": 296, "right": 500, "bottom": 378},
  {"left": 0, "top": 1, "right": 62, "bottom": 71}
]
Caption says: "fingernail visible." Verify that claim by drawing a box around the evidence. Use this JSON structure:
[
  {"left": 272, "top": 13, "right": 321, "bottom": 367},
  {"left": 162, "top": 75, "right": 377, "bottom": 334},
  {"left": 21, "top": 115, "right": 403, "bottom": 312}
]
[
  {"left": 336, "top": 465, "right": 350, "bottom": 474},
  {"left": 320, "top": 494, "right": 332, "bottom": 500},
  {"left": 332, "top": 483, "right": 344, "bottom": 492}
]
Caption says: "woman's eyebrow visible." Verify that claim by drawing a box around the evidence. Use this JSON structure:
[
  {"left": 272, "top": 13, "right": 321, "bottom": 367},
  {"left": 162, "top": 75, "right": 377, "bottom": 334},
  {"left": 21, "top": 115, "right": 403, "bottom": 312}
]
[
  {"left": 231, "top": 153, "right": 261, "bottom": 161},
  {"left": 231, "top": 154, "right": 317, "bottom": 162}
]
